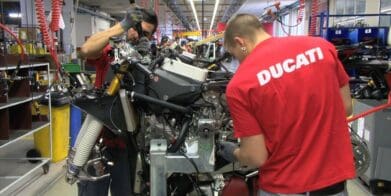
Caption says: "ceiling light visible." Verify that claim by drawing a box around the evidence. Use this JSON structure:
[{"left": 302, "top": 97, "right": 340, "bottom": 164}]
[
  {"left": 8, "top": 13, "right": 22, "bottom": 18},
  {"left": 209, "top": 0, "right": 220, "bottom": 35},
  {"left": 189, "top": 0, "right": 201, "bottom": 31}
]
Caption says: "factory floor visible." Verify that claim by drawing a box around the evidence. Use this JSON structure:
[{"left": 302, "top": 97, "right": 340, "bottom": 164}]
[
  {"left": 0, "top": 138, "right": 387, "bottom": 196},
  {"left": 13, "top": 167, "right": 378, "bottom": 196},
  {"left": 7, "top": 163, "right": 382, "bottom": 196}
]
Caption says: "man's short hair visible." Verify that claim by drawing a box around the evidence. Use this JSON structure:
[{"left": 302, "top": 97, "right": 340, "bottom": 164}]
[
  {"left": 140, "top": 8, "right": 158, "bottom": 33},
  {"left": 224, "top": 14, "right": 264, "bottom": 49}
]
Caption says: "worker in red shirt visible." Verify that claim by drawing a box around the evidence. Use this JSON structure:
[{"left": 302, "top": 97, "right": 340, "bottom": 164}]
[
  {"left": 77, "top": 7, "right": 158, "bottom": 196},
  {"left": 217, "top": 14, "right": 355, "bottom": 195}
]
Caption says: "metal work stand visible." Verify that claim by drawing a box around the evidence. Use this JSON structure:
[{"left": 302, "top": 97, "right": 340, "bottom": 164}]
[{"left": 150, "top": 132, "right": 215, "bottom": 196}]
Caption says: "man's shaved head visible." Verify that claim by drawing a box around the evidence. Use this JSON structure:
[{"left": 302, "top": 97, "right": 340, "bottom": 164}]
[{"left": 224, "top": 14, "right": 264, "bottom": 50}]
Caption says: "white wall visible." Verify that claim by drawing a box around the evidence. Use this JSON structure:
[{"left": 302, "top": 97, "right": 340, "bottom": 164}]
[
  {"left": 75, "top": 14, "right": 92, "bottom": 48},
  {"left": 365, "top": 0, "right": 381, "bottom": 26},
  {"left": 91, "top": 16, "right": 111, "bottom": 34},
  {"left": 75, "top": 13, "right": 111, "bottom": 48}
]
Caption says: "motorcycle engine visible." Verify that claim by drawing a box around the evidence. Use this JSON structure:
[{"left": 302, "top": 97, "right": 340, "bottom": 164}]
[{"left": 141, "top": 89, "right": 234, "bottom": 154}]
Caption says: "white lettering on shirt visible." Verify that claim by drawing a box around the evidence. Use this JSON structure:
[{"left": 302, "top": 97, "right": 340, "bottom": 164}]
[
  {"left": 257, "top": 47, "right": 324, "bottom": 86},
  {"left": 282, "top": 58, "right": 295, "bottom": 73},
  {"left": 270, "top": 63, "right": 284, "bottom": 78},
  {"left": 257, "top": 70, "right": 271, "bottom": 86},
  {"left": 304, "top": 48, "right": 317, "bottom": 63},
  {"left": 316, "top": 47, "right": 324, "bottom": 60},
  {"left": 296, "top": 54, "right": 310, "bottom": 69}
]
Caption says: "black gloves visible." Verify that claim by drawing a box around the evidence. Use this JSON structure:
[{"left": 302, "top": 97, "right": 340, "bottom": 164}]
[
  {"left": 217, "top": 141, "right": 238, "bottom": 163},
  {"left": 120, "top": 6, "right": 143, "bottom": 31}
]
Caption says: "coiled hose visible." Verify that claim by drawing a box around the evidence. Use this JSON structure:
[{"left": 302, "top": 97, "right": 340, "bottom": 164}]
[
  {"left": 309, "top": 0, "right": 319, "bottom": 36},
  {"left": 297, "top": 0, "right": 304, "bottom": 23},
  {"left": 50, "top": 0, "right": 63, "bottom": 32},
  {"left": 34, "top": 0, "right": 51, "bottom": 48},
  {"left": 35, "top": 0, "right": 62, "bottom": 79}
]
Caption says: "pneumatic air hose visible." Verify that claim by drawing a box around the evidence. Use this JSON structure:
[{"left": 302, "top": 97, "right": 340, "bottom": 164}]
[
  {"left": 50, "top": 0, "right": 63, "bottom": 32},
  {"left": 35, "top": 0, "right": 62, "bottom": 80}
]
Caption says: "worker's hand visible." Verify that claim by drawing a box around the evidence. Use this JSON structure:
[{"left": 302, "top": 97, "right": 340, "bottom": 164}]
[
  {"left": 120, "top": 6, "right": 143, "bottom": 31},
  {"left": 217, "top": 141, "right": 238, "bottom": 162}
]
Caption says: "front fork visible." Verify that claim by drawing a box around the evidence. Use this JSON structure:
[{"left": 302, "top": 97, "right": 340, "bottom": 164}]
[
  {"left": 66, "top": 141, "right": 112, "bottom": 183},
  {"left": 66, "top": 89, "right": 139, "bottom": 185}
]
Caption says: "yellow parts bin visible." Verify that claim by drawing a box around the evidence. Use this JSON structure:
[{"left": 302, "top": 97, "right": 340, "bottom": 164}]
[{"left": 32, "top": 93, "right": 70, "bottom": 163}]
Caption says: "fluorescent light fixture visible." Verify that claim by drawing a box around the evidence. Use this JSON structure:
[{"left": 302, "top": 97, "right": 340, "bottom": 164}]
[
  {"left": 209, "top": 0, "right": 220, "bottom": 35},
  {"left": 189, "top": 0, "right": 201, "bottom": 31},
  {"left": 8, "top": 13, "right": 22, "bottom": 18}
]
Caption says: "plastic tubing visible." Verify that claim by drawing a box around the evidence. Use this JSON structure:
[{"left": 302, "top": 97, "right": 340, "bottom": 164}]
[
  {"left": 34, "top": 0, "right": 51, "bottom": 47},
  {"left": 50, "top": 0, "right": 62, "bottom": 32},
  {"left": 35, "top": 0, "right": 62, "bottom": 79},
  {"left": 0, "top": 23, "right": 25, "bottom": 61}
]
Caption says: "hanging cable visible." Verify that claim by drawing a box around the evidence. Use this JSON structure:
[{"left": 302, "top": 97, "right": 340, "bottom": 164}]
[
  {"left": 279, "top": 19, "right": 291, "bottom": 36},
  {"left": 0, "top": 23, "right": 25, "bottom": 62},
  {"left": 271, "top": 0, "right": 305, "bottom": 36}
]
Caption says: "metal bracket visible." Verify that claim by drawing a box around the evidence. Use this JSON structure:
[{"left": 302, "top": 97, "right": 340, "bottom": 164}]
[
  {"left": 150, "top": 133, "right": 216, "bottom": 196},
  {"left": 150, "top": 139, "right": 168, "bottom": 196}
]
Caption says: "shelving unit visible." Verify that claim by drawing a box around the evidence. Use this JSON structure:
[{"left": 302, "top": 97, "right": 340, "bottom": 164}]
[
  {"left": 0, "top": 63, "right": 52, "bottom": 195},
  {"left": 311, "top": 13, "right": 391, "bottom": 38}
]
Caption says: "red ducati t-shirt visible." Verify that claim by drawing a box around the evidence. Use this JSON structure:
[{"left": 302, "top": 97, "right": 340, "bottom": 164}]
[
  {"left": 226, "top": 36, "right": 356, "bottom": 193},
  {"left": 85, "top": 44, "right": 113, "bottom": 88}
]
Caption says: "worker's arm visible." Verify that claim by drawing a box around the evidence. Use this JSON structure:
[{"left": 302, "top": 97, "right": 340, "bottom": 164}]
[
  {"left": 234, "top": 134, "right": 268, "bottom": 168},
  {"left": 221, "top": 88, "right": 269, "bottom": 167},
  {"left": 80, "top": 7, "right": 143, "bottom": 59},
  {"left": 340, "top": 84, "right": 352, "bottom": 116},
  {"left": 79, "top": 23, "right": 125, "bottom": 59}
]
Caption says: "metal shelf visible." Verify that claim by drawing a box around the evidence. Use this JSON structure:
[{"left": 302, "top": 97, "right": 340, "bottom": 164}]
[
  {"left": 32, "top": 92, "right": 45, "bottom": 101},
  {"left": 0, "top": 93, "right": 46, "bottom": 111},
  {"left": 0, "top": 159, "right": 50, "bottom": 195},
  {"left": 0, "top": 62, "right": 51, "bottom": 195},
  {"left": 0, "top": 121, "right": 50, "bottom": 149},
  {"left": 0, "top": 97, "right": 31, "bottom": 110},
  {"left": 0, "top": 63, "right": 48, "bottom": 71}
]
